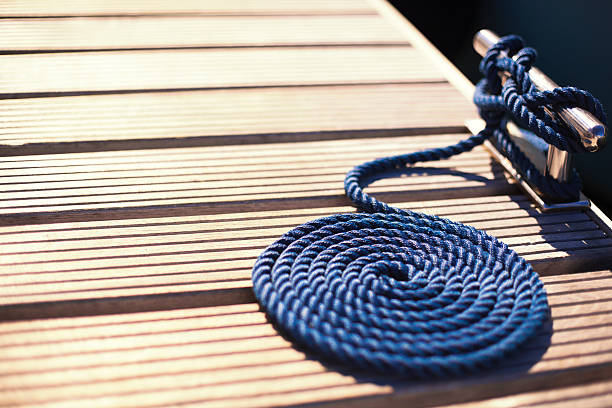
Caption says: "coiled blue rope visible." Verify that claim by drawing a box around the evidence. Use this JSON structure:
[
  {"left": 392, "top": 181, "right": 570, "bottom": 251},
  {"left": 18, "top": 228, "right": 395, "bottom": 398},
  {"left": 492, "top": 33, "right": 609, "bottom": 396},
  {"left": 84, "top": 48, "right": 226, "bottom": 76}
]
[{"left": 252, "top": 35, "right": 604, "bottom": 378}]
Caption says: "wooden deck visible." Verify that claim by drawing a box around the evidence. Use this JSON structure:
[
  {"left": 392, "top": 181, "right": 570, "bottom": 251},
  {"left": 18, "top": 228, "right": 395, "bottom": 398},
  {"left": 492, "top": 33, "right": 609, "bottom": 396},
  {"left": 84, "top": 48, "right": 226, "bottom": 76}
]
[{"left": 1, "top": 1, "right": 612, "bottom": 406}]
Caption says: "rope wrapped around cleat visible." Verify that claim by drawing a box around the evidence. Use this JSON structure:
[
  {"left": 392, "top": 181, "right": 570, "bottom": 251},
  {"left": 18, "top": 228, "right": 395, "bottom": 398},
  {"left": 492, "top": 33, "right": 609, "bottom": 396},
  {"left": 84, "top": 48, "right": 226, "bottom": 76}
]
[
  {"left": 473, "top": 34, "right": 607, "bottom": 202},
  {"left": 251, "top": 34, "right": 605, "bottom": 378}
]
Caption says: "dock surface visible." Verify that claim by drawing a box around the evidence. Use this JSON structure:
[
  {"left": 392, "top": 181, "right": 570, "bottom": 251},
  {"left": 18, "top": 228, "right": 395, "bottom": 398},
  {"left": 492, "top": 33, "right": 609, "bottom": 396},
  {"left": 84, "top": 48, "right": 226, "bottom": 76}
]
[{"left": 1, "top": 1, "right": 612, "bottom": 406}]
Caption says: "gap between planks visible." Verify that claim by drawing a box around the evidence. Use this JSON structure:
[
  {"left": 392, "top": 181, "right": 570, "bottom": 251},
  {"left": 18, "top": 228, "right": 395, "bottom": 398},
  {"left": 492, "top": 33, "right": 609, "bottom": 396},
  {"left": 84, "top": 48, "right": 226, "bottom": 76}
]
[
  {"left": 0, "top": 83, "right": 476, "bottom": 155},
  {"left": 0, "top": 133, "right": 513, "bottom": 221},
  {"left": 1, "top": 195, "right": 611, "bottom": 320},
  {"left": 1, "top": 271, "right": 612, "bottom": 407},
  {"left": 0, "top": 1, "right": 610, "bottom": 406}
]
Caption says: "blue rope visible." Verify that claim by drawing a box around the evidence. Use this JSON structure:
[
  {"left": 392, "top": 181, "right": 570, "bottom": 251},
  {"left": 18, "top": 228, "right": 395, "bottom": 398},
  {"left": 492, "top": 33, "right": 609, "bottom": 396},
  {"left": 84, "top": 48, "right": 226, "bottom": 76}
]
[
  {"left": 474, "top": 35, "right": 607, "bottom": 201},
  {"left": 251, "top": 35, "right": 604, "bottom": 378}
]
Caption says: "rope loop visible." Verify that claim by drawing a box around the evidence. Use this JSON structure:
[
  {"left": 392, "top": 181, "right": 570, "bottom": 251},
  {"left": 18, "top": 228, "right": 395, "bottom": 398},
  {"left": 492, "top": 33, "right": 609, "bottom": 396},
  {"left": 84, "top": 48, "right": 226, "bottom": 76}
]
[
  {"left": 473, "top": 35, "right": 607, "bottom": 201},
  {"left": 475, "top": 35, "right": 607, "bottom": 153},
  {"left": 250, "top": 33, "right": 608, "bottom": 378}
]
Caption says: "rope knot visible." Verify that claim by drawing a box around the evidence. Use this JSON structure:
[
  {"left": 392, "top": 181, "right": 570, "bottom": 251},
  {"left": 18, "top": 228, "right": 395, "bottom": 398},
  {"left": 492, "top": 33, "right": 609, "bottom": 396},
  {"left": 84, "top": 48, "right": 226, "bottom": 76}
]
[
  {"left": 479, "top": 35, "right": 525, "bottom": 93},
  {"left": 473, "top": 34, "right": 608, "bottom": 202},
  {"left": 476, "top": 37, "right": 607, "bottom": 153},
  {"left": 514, "top": 47, "right": 537, "bottom": 70}
]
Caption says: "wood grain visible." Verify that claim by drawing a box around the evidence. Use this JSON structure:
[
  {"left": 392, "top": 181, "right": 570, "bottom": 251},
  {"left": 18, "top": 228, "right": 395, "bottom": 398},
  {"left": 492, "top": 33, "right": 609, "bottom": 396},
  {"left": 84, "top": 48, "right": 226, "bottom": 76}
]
[
  {"left": 0, "top": 15, "right": 407, "bottom": 51},
  {"left": 0, "top": 46, "right": 442, "bottom": 97},
  {"left": 0, "top": 83, "right": 476, "bottom": 153},
  {"left": 1, "top": 0, "right": 611, "bottom": 406},
  {"left": 0, "top": 0, "right": 374, "bottom": 17},
  {"left": 1, "top": 271, "right": 612, "bottom": 407},
  {"left": 444, "top": 379, "right": 612, "bottom": 408},
  {"left": 0, "top": 134, "right": 513, "bottom": 217},
  {"left": 1, "top": 194, "right": 610, "bottom": 318}
]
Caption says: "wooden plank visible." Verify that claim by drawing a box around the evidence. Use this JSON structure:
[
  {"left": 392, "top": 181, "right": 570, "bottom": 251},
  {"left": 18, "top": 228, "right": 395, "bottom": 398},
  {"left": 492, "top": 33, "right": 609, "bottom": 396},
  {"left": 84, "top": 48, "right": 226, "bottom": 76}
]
[
  {"left": 0, "top": 15, "right": 407, "bottom": 52},
  {"left": 444, "top": 379, "right": 612, "bottom": 408},
  {"left": 1, "top": 271, "right": 612, "bottom": 407},
  {"left": 0, "top": 1, "right": 609, "bottom": 406},
  {"left": 0, "top": 0, "right": 374, "bottom": 17},
  {"left": 1, "top": 194, "right": 611, "bottom": 319},
  {"left": 0, "top": 83, "right": 475, "bottom": 154},
  {"left": 366, "top": 0, "right": 475, "bottom": 101},
  {"left": 0, "top": 46, "right": 441, "bottom": 97},
  {"left": 0, "top": 134, "right": 513, "bottom": 217}
]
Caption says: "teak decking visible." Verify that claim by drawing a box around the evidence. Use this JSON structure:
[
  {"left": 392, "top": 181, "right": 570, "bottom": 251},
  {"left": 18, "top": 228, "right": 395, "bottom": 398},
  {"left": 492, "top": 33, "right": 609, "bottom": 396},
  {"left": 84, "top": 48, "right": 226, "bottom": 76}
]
[{"left": 1, "top": 1, "right": 612, "bottom": 407}]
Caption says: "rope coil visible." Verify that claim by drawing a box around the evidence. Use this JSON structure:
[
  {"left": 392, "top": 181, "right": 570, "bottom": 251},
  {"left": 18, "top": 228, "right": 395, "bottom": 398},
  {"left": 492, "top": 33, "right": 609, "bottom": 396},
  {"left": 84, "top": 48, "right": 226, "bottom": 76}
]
[
  {"left": 252, "top": 35, "right": 604, "bottom": 377},
  {"left": 252, "top": 212, "right": 549, "bottom": 377}
]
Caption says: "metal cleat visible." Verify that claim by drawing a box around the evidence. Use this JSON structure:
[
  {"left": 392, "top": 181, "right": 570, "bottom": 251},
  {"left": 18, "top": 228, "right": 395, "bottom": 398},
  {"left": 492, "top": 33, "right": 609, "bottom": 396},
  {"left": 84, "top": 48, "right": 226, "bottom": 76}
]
[{"left": 470, "top": 29, "right": 607, "bottom": 211}]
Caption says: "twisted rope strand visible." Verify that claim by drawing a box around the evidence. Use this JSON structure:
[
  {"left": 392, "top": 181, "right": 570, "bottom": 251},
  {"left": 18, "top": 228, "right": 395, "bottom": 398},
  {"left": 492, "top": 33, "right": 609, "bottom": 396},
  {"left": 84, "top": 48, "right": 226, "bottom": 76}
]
[
  {"left": 252, "top": 35, "right": 604, "bottom": 378},
  {"left": 474, "top": 35, "right": 607, "bottom": 201}
]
